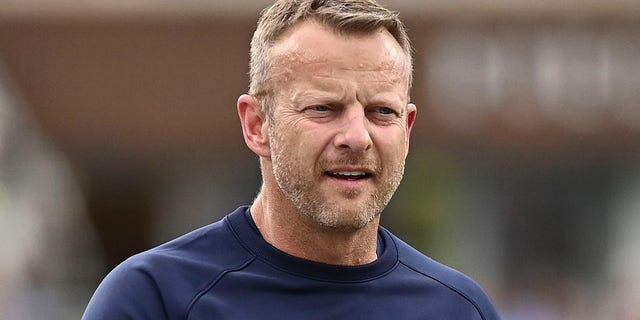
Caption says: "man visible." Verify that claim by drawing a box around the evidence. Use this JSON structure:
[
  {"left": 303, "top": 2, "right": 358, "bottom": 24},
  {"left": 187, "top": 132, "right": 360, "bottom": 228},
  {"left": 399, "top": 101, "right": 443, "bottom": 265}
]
[{"left": 83, "top": 0, "right": 501, "bottom": 319}]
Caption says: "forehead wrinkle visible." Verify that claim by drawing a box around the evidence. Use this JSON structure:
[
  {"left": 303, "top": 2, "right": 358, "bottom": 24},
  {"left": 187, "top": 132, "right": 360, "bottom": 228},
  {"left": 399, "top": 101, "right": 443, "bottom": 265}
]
[
  {"left": 271, "top": 66, "right": 406, "bottom": 108},
  {"left": 265, "top": 35, "right": 409, "bottom": 99},
  {"left": 289, "top": 61, "right": 405, "bottom": 84},
  {"left": 264, "top": 19, "right": 412, "bottom": 86},
  {"left": 270, "top": 42, "right": 406, "bottom": 74}
]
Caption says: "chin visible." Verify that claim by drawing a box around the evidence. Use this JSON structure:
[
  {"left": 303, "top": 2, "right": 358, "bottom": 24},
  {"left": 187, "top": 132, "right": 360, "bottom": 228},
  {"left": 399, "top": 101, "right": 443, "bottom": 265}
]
[{"left": 302, "top": 205, "right": 380, "bottom": 233}]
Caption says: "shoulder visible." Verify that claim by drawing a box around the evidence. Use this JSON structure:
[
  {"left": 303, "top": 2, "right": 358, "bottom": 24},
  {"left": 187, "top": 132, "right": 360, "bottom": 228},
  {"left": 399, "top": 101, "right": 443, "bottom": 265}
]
[
  {"left": 383, "top": 228, "right": 501, "bottom": 320},
  {"left": 83, "top": 210, "right": 255, "bottom": 319}
]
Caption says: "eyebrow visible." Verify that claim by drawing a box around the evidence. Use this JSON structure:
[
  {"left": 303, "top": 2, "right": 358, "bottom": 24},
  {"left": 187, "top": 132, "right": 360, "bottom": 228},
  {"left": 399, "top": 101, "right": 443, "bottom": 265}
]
[{"left": 290, "top": 88, "right": 346, "bottom": 106}]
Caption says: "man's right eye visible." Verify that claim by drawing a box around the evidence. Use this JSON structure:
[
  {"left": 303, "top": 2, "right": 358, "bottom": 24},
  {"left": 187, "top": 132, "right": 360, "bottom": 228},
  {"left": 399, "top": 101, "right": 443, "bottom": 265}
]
[
  {"left": 312, "top": 105, "right": 330, "bottom": 112},
  {"left": 303, "top": 104, "right": 336, "bottom": 119}
]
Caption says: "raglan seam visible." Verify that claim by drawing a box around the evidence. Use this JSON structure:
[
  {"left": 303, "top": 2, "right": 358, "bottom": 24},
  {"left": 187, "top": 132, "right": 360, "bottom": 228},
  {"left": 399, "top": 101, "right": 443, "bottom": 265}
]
[
  {"left": 399, "top": 260, "right": 489, "bottom": 320},
  {"left": 183, "top": 256, "right": 256, "bottom": 320},
  {"left": 182, "top": 216, "right": 259, "bottom": 319},
  {"left": 225, "top": 214, "right": 262, "bottom": 260},
  {"left": 137, "top": 266, "right": 171, "bottom": 319}
]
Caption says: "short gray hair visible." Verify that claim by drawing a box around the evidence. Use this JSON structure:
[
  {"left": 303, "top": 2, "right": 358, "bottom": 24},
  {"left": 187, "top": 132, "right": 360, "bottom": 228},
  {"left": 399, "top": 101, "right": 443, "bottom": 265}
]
[{"left": 248, "top": 0, "right": 413, "bottom": 117}]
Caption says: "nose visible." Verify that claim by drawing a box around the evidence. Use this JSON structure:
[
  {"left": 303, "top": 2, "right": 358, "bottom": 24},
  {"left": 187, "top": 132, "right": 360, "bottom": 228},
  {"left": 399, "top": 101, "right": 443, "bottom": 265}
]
[{"left": 333, "top": 108, "right": 372, "bottom": 152}]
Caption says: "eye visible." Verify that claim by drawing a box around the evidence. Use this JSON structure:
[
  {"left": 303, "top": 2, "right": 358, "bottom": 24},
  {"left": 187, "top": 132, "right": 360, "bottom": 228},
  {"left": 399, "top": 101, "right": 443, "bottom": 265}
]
[
  {"left": 304, "top": 104, "right": 334, "bottom": 114},
  {"left": 303, "top": 104, "right": 336, "bottom": 119},
  {"left": 375, "top": 106, "right": 395, "bottom": 115},
  {"left": 367, "top": 105, "right": 401, "bottom": 124},
  {"left": 371, "top": 106, "right": 399, "bottom": 117},
  {"left": 312, "top": 105, "right": 330, "bottom": 112}
]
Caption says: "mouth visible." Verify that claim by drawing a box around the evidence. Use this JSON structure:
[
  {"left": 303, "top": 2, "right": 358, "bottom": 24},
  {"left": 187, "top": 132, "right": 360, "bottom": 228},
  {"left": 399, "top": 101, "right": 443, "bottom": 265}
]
[{"left": 324, "top": 170, "right": 372, "bottom": 181}]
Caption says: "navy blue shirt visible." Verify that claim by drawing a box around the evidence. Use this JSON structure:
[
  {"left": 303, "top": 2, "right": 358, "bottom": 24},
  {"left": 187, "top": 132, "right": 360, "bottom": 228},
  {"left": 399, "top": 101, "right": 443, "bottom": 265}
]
[{"left": 83, "top": 206, "right": 500, "bottom": 319}]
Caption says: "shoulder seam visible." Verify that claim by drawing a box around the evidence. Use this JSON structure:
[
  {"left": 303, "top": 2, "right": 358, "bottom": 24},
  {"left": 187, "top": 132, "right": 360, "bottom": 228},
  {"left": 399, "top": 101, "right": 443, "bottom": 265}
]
[
  {"left": 224, "top": 213, "right": 259, "bottom": 258},
  {"left": 184, "top": 215, "right": 257, "bottom": 319},
  {"left": 184, "top": 256, "right": 256, "bottom": 320},
  {"left": 399, "top": 261, "right": 489, "bottom": 320}
]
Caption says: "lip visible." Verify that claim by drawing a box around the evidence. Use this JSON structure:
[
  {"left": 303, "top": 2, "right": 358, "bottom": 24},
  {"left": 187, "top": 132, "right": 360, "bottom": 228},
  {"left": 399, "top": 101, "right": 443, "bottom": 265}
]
[
  {"left": 324, "top": 167, "right": 374, "bottom": 176},
  {"left": 324, "top": 166, "right": 375, "bottom": 175},
  {"left": 323, "top": 167, "right": 375, "bottom": 187}
]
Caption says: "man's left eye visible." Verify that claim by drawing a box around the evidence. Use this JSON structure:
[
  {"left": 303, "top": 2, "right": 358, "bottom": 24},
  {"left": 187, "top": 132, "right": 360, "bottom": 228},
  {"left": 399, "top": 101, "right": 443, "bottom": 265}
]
[{"left": 376, "top": 107, "right": 395, "bottom": 115}]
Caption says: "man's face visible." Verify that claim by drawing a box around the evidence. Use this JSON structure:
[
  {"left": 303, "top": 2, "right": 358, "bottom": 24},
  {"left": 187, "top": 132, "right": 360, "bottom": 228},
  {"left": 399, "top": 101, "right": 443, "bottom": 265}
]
[{"left": 266, "top": 20, "right": 416, "bottom": 232}]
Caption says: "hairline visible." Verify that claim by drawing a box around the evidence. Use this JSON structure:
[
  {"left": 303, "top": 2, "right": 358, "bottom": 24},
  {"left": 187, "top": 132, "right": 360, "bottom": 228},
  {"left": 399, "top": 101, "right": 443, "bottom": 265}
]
[{"left": 256, "top": 18, "right": 412, "bottom": 119}]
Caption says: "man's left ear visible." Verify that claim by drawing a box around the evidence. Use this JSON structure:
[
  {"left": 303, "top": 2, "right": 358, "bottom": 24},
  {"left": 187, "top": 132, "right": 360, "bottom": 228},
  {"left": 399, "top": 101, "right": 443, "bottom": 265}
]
[{"left": 405, "top": 103, "right": 417, "bottom": 153}]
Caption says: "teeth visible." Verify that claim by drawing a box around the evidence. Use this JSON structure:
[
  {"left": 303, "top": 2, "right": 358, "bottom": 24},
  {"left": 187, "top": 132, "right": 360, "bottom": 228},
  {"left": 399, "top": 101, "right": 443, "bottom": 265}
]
[{"left": 331, "top": 171, "right": 366, "bottom": 176}]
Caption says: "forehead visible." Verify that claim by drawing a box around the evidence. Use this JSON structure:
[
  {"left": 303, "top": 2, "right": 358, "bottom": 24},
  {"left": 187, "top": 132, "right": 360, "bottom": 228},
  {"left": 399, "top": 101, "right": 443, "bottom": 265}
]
[{"left": 268, "top": 20, "right": 409, "bottom": 87}]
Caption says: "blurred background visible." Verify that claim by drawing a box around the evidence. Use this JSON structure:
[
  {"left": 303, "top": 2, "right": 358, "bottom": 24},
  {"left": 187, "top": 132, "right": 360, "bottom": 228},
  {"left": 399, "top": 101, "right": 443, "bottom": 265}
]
[{"left": 1, "top": 0, "right": 639, "bottom": 318}]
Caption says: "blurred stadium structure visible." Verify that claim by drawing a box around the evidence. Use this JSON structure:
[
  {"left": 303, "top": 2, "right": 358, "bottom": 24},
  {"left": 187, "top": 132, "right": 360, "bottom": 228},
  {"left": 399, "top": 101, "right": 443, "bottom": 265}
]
[
  {"left": 0, "top": 66, "right": 104, "bottom": 319},
  {"left": 1, "top": 0, "right": 639, "bottom": 319}
]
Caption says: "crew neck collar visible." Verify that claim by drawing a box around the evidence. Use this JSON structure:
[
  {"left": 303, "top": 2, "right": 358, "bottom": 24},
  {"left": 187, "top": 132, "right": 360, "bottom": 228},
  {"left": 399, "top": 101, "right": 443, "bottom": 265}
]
[{"left": 226, "top": 206, "right": 399, "bottom": 282}]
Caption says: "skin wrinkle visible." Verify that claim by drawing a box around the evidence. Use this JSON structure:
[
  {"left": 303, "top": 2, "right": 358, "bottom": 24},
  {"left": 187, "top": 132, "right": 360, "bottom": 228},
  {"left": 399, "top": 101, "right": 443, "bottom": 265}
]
[
  {"left": 275, "top": 62, "right": 407, "bottom": 122},
  {"left": 263, "top": 26, "right": 409, "bottom": 106},
  {"left": 270, "top": 55, "right": 405, "bottom": 86},
  {"left": 290, "top": 85, "right": 403, "bottom": 105}
]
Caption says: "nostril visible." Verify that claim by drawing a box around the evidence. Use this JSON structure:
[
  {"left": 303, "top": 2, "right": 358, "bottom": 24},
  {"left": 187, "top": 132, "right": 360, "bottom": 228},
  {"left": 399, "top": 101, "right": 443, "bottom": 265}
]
[{"left": 339, "top": 130, "right": 371, "bottom": 149}]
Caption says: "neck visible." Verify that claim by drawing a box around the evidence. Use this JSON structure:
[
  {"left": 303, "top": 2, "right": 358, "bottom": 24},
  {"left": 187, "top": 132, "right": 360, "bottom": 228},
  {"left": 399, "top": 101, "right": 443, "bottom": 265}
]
[{"left": 250, "top": 186, "right": 379, "bottom": 266}]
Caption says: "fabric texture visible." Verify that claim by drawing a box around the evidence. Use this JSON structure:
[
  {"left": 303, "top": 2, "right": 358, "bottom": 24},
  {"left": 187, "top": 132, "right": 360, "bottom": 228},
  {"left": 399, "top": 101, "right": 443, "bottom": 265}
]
[{"left": 82, "top": 206, "right": 501, "bottom": 319}]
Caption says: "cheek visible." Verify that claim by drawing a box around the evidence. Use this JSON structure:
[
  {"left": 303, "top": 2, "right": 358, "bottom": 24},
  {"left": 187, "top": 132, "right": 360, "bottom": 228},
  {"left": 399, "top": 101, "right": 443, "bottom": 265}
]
[
  {"left": 374, "top": 129, "right": 408, "bottom": 158},
  {"left": 273, "top": 125, "right": 326, "bottom": 164},
  {"left": 298, "top": 127, "right": 335, "bottom": 151}
]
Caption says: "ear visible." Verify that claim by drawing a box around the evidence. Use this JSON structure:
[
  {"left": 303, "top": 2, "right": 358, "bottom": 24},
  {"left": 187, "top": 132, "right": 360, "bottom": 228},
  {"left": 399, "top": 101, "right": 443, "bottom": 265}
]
[
  {"left": 404, "top": 103, "right": 417, "bottom": 155},
  {"left": 237, "top": 94, "right": 271, "bottom": 158}
]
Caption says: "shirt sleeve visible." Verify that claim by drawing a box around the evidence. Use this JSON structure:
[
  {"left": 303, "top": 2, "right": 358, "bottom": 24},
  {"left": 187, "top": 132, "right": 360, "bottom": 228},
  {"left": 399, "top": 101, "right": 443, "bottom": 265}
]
[{"left": 82, "top": 257, "right": 168, "bottom": 320}]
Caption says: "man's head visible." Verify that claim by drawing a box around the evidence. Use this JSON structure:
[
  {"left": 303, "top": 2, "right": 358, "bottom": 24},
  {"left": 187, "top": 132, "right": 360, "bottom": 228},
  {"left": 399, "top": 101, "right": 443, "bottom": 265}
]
[
  {"left": 238, "top": 0, "right": 416, "bottom": 233},
  {"left": 248, "top": 0, "right": 413, "bottom": 119}
]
